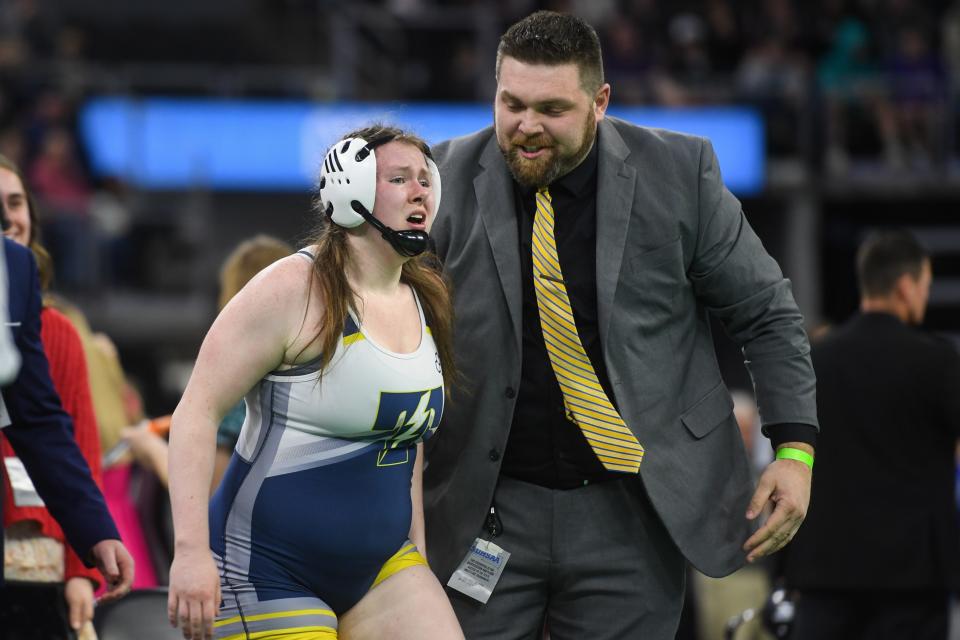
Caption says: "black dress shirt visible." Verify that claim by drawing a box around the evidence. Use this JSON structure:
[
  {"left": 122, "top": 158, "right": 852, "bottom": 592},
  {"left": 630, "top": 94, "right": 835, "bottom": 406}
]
[
  {"left": 500, "top": 142, "right": 621, "bottom": 488},
  {"left": 499, "top": 140, "right": 815, "bottom": 490}
]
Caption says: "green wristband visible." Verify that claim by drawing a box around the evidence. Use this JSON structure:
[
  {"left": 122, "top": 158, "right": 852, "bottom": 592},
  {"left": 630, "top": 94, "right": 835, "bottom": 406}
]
[{"left": 776, "top": 447, "right": 814, "bottom": 469}]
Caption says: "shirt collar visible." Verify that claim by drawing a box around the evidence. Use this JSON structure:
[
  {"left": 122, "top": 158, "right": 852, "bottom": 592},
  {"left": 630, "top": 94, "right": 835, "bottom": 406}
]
[{"left": 553, "top": 136, "right": 598, "bottom": 197}]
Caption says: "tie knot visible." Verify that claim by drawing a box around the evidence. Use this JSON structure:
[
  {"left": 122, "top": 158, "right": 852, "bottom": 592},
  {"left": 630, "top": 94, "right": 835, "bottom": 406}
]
[{"left": 537, "top": 187, "right": 552, "bottom": 205}]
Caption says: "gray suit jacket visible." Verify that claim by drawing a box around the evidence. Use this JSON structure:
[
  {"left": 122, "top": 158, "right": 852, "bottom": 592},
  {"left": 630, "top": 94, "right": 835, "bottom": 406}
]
[{"left": 423, "top": 117, "right": 817, "bottom": 580}]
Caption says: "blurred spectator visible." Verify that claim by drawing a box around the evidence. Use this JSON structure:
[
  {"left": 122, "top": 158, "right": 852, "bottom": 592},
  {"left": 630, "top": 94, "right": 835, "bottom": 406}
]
[
  {"left": 872, "top": 0, "right": 934, "bottom": 63},
  {"left": 743, "top": 0, "right": 803, "bottom": 50},
  {"left": 736, "top": 0, "right": 810, "bottom": 156},
  {"left": 704, "top": 0, "right": 742, "bottom": 74},
  {"left": 29, "top": 126, "right": 95, "bottom": 290},
  {"left": 0, "top": 0, "right": 60, "bottom": 60},
  {"left": 0, "top": 151, "right": 103, "bottom": 639},
  {"left": 85, "top": 328, "right": 161, "bottom": 591},
  {"left": 601, "top": 18, "right": 662, "bottom": 104},
  {"left": 0, "top": 239, "right": 133, "bottom": 640},
  {"left": 567, "top": 0, "right": 618, "bottom": 30},
  {"left": 783, "top": 229, "right": 960, "bottom": 639},
  {"left": 817, "top": 12, "right": 897, "bottom": 173},
  {"left": 29, "top": 126, "right": 89, "bottom": 213},
  {"left": 943, "top": 0, "right": 960, "bottom": 79},
  {"left": 883, "top": 25, "right": 945, "bottom": 169},
  {"left": 88, "top": 177, "right": 135, "bottom": 288},
  {"left": 736, "top": 37, "right": 809, "bottom": 155},
  {"left": 0, "top": 149, "right": 159, "bottom": 591},
  {"left": 443, "top": 41, "right": 482, "bottom": 102},
  {"left": 0, "top": 129, "right": 25, "bottom": 168},
  {"left": 665, "top": 11, "right": 716, "bottom": 104},
  {"left": 52, "top": 302, "right": 136, "bottom": 457}
]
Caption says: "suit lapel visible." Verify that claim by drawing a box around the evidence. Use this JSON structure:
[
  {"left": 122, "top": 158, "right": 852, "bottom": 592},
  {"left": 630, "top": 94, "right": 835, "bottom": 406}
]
[
  {"left": 475, "top": 136, "right": 523, "bottom": 350},
  {"left": 595, "top": 120, "right": 636, "bottom": 352}
]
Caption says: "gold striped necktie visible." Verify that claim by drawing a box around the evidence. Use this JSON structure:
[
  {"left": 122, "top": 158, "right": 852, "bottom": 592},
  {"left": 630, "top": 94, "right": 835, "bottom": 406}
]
[{"left": 531, "top": 187, "right": 644, "bottom": 473}]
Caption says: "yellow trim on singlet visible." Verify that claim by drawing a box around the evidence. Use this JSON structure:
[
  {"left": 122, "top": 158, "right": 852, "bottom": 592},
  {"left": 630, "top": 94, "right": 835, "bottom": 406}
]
[
  {"left": 219, "top": 627, "right": 338, "bottom": 640},
  {"left": 216, "top": 545, "right": 425, "bottom": 639},
  {"left": 371, "top": 543, "right": 428, "bottom": 589},
  {"left": 342, "top": 333, "right": 365, "bottom": 347},
  {"left": 215, "top": 608, "right": 335, "bottom": 628}
]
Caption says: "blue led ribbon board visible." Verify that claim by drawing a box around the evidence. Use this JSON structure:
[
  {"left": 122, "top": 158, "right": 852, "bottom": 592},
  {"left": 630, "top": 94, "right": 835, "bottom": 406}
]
[{"left": 80, "top": 98, "right": 764, "bottom": 195}]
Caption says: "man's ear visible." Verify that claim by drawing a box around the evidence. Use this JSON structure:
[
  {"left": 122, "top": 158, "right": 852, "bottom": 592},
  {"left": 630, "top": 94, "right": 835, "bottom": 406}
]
[
  {"left": 893, "top": 272, "right": 915, "bottom": 303},
  {"left": 594, "top": 84, "right": 611, "bottom": 121}
]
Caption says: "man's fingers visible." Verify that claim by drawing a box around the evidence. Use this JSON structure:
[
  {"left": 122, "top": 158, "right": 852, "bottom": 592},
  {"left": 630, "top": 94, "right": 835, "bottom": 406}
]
[
  {"left": 747, "top": 523, "right": 798, "bottom": 561},
  {"left": 745, "top": 476, "right": 774, "bottom": 519},
  {"left": 743, "top": 500, "right": 803, "bottom": 561}
]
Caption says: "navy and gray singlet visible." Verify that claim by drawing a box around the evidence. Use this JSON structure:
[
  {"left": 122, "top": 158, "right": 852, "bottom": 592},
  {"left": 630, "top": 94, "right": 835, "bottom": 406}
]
[{"left": 208, "top": 250, "right": 444, "bottom": 639}]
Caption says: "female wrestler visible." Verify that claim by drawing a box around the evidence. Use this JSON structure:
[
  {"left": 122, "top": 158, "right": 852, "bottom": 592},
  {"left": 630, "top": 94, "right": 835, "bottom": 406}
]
[{"left": 167, "top": 125, "right": 463, "bottom": 640}]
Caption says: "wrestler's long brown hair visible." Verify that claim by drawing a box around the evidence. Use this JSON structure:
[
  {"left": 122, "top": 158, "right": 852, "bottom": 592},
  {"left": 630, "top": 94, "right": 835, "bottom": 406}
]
[{"left": 303, "top": 125, "right": 456, "bottom": 393}]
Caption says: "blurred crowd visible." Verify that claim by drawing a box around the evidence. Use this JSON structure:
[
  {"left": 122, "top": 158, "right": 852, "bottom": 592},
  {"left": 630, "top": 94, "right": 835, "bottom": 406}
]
[
  {"left": 0, "top": 0, "right": 958, "bottom": 171},
  {"left": 0, "top": 0, "right": 953, "bottom": 291}
]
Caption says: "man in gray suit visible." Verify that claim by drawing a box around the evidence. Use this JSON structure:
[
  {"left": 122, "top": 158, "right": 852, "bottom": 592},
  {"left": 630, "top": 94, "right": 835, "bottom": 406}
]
[{"left": 423, "top": 10, "right": 818, "bottom": 639}]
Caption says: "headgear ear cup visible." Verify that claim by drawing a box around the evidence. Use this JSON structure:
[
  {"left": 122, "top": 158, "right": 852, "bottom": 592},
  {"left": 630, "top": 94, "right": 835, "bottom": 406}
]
[
  {"left": 318, "top": 137, "right": 377, "bottom": 228},
  {"left": 426, "top": 156, "right": 441, "bottom": 218}
]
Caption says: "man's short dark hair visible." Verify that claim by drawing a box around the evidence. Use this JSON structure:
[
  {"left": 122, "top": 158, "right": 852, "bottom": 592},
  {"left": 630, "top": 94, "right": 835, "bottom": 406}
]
[
  {"left": 856, "top": 229, "right": 929, "bottom": 298},
  {"left": 495, "top": 10, "right": 604, "bottom": 94}
]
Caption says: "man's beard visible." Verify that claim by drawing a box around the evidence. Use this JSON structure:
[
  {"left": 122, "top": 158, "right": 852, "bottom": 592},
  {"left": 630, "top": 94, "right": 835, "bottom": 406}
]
[{"left": 498, "top": 114, "right": 596, "bottom": 189}]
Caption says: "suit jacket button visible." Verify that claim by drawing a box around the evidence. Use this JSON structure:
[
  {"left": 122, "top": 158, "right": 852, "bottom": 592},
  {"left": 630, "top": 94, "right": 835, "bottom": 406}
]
[
  {"left": 505, "top": 387, "right": 516, "bottom": 399},
  {"left": 488, "top": 449, "right": 501, "bottom": 461}
]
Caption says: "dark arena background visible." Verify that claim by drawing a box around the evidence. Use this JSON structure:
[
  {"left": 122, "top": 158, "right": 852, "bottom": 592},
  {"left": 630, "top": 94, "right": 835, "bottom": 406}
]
[{"left": 2, "top": 1, "right": 959, "bottom": 638}]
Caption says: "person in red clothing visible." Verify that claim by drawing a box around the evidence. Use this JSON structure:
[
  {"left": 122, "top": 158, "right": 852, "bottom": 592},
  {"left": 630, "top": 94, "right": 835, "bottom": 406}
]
[{"left": 0, "top": 152, "right": 105, "bottom": 638}]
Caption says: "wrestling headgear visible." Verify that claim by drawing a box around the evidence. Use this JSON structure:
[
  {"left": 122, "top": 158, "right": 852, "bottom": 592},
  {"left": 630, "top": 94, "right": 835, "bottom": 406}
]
[{"left": 318, "top": 134, "right": 441, "bottom": 258}]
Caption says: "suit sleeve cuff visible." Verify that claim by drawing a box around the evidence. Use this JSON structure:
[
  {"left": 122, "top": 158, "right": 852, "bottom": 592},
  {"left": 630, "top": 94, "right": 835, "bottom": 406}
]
[{"left": 762, "top": 422, "right": 817, "bottom": 450}]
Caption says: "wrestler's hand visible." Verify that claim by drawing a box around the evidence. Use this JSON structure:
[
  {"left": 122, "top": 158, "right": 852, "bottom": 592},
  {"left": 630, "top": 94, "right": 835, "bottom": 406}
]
[
  {"left": 90, "top": 539, "right": 135, "bottom": 602},
  {"left": 168, "top": 547, "right": 220, "bottom": 640},
  {"left": 742, "top": 443, "right": 813, "bottom": 562}
]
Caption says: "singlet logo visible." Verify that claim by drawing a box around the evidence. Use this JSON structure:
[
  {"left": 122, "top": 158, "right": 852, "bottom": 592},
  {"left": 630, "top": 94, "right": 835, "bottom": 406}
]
[{"left": 371, "top": 387, "right": 443, "bottom": 467}]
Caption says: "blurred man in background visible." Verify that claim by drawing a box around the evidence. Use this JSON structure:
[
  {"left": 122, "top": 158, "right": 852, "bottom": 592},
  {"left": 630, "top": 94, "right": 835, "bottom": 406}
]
[{"left": 784, "top": 228, "right": 960, "bottom": 639}]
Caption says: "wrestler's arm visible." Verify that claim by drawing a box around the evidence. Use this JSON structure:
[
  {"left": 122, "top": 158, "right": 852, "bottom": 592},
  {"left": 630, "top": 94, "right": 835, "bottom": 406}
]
[{"left": 167, "top": 255, "right": 313, "bottom": 640}]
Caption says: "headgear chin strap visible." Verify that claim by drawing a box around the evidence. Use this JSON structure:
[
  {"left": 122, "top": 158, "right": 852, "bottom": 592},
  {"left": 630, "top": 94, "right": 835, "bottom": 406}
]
[{"left": 318, "top": 134, "right": 441, "bottom": 258}]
